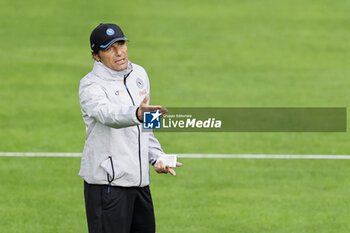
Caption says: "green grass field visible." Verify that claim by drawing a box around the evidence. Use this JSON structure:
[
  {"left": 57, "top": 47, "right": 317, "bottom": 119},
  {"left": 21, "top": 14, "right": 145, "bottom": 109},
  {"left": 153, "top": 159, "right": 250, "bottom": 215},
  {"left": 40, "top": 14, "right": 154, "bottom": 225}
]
[
  {"left": 1, "top": 0, "right": 350, "bottom": 232},
  {"left": 1, "top": 157, "right": 350, "bottom": 233}
]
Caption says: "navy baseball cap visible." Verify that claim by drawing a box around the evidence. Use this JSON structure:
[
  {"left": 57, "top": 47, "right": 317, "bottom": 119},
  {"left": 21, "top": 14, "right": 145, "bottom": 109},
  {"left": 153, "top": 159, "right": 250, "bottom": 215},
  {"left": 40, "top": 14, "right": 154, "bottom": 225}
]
[{"left": 90, "top": 23, "right": 129, "bottom": 52}]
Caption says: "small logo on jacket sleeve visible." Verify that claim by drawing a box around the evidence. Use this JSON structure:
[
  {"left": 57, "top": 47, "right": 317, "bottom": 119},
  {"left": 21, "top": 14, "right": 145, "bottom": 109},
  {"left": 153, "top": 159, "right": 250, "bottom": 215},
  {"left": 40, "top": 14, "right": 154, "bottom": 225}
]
[{"left": 143, "top": 110, "right": 161, "bottom": 129}]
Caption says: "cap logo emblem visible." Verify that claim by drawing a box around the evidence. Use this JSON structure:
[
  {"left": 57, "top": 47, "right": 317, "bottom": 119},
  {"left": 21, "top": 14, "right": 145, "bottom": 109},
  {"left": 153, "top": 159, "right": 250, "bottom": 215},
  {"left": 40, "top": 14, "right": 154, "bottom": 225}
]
[{"left": 106, "top": 28, "right": 115, "bottom": 36}]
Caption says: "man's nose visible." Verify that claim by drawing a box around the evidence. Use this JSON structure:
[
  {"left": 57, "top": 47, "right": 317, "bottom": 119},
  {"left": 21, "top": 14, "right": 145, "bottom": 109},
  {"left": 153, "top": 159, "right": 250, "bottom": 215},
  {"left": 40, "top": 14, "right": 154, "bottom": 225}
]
[{"left": 113, "top": 45, "right": 122, "bottom": 56}]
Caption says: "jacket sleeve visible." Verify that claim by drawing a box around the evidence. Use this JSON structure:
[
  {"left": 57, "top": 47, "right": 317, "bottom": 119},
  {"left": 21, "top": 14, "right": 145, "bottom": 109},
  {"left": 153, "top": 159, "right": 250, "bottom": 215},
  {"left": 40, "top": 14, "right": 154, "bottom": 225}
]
[
  {"left": 143, "top": 69, "right": 164, "bottom": 165},
  {"left": 79, "top": 81, "right": 140, "bottom": 128}
]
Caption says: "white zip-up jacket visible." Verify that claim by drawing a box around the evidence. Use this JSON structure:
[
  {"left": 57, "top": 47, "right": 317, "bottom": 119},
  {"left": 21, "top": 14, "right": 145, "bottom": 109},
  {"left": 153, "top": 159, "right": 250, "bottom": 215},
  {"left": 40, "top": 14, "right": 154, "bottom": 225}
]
[{"left": 78, "top": 61, "right": 163, "bottom": 187}]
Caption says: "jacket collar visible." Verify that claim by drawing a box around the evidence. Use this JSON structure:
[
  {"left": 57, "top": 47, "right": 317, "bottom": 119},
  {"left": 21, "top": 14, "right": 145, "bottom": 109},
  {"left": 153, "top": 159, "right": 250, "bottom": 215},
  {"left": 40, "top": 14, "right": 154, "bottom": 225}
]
[{"left": 92, "top": 60, "right": 133, "bottom": 81}]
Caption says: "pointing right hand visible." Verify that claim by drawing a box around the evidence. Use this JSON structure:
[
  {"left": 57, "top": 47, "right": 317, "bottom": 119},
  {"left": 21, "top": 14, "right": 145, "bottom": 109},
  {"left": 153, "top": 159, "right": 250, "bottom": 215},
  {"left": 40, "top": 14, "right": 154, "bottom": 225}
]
[{"left": 137, "top": 95, "right": 168, "bottom": 122}]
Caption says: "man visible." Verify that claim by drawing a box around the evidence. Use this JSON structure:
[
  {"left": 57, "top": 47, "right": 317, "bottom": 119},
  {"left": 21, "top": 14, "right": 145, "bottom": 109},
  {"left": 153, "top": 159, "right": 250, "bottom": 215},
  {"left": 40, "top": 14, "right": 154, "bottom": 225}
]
[{"left": 79, "top": 23, "right": 182, "bottom": 233}]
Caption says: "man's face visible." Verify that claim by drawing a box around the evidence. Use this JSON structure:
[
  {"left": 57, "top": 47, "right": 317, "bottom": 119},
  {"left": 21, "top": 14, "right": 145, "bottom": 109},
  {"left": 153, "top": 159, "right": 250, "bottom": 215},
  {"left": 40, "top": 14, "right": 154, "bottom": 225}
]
[{"left": 93, "top": 41, "right": 128, "bottom": 71}]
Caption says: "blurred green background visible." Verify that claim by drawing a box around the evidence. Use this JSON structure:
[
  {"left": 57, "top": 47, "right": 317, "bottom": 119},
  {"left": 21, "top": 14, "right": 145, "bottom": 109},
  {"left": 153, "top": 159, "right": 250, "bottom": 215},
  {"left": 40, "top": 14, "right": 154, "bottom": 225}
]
[{"left": 1, "top": 0, "right": 349, "bottom": 154}]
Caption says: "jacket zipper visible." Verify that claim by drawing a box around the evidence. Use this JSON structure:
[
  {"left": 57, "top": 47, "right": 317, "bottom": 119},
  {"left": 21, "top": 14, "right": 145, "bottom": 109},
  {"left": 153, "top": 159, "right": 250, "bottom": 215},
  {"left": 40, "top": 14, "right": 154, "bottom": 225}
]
[
  {"left": 107, "top": 156, "right": 114, "bottom": 194},
  {"left": 123, "top": 73, "right": 142, "bottom": 187}
]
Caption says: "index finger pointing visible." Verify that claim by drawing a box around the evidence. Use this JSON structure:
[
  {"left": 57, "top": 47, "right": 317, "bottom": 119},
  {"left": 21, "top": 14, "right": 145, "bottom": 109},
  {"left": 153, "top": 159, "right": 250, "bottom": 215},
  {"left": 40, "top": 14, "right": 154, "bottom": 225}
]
[{"left": 176, "top": 162, "right": 183, "bottom": 167}]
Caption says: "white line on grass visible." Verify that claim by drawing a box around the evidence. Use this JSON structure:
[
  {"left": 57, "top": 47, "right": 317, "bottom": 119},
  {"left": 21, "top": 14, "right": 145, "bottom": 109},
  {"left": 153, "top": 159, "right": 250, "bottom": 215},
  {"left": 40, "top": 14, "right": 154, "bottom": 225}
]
[
  {"left": 0, "top": 152, "right": 81, "bottom": 157},
  {"left": 178, "top": 154, "right": 350, "bottom": 159},
  {"left": 0, "top": 152, "right": 350, "bottom": 159}
]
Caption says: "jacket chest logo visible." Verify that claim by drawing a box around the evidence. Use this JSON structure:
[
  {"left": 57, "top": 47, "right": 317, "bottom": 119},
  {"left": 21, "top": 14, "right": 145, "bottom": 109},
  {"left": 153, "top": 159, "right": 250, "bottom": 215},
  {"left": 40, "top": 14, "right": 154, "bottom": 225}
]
[{"left": 136, "top": 78, "right": 144, "bottom": 89}]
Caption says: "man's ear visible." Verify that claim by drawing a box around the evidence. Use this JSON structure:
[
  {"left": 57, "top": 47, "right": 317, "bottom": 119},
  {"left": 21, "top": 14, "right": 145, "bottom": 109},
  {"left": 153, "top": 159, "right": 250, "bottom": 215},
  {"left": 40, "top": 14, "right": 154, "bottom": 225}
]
[{"left": 91, "top": 50, "right": 101, "bottom": 62}]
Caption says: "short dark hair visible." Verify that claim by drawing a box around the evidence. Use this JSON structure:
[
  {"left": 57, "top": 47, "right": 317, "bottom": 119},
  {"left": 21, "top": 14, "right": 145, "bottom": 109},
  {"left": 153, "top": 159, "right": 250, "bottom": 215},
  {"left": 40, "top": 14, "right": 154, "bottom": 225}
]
[{"left": 91, "top": 50, "right": 99, "bottom": 61}]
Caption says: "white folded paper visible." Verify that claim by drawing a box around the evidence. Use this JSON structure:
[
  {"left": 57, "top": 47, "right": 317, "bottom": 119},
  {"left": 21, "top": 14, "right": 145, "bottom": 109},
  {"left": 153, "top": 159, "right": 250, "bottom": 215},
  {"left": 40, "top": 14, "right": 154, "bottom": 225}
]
[{"left": 156, "top": 153, "right": 177, "bottom": 168}]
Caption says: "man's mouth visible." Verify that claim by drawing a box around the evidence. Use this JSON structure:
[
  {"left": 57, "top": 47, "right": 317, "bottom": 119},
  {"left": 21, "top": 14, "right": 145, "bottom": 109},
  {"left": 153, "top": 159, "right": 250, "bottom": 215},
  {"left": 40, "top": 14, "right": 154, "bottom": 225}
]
[{"left": 115, "top": 58, "right": 126, "bottom": 65}]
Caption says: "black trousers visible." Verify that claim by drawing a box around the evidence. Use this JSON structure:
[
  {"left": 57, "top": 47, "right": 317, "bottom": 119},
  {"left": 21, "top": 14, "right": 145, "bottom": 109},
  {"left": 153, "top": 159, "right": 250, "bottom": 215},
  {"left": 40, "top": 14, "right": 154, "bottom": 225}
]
[{"left": 84, "top": 181, "right": 156, "bottom": 233}]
